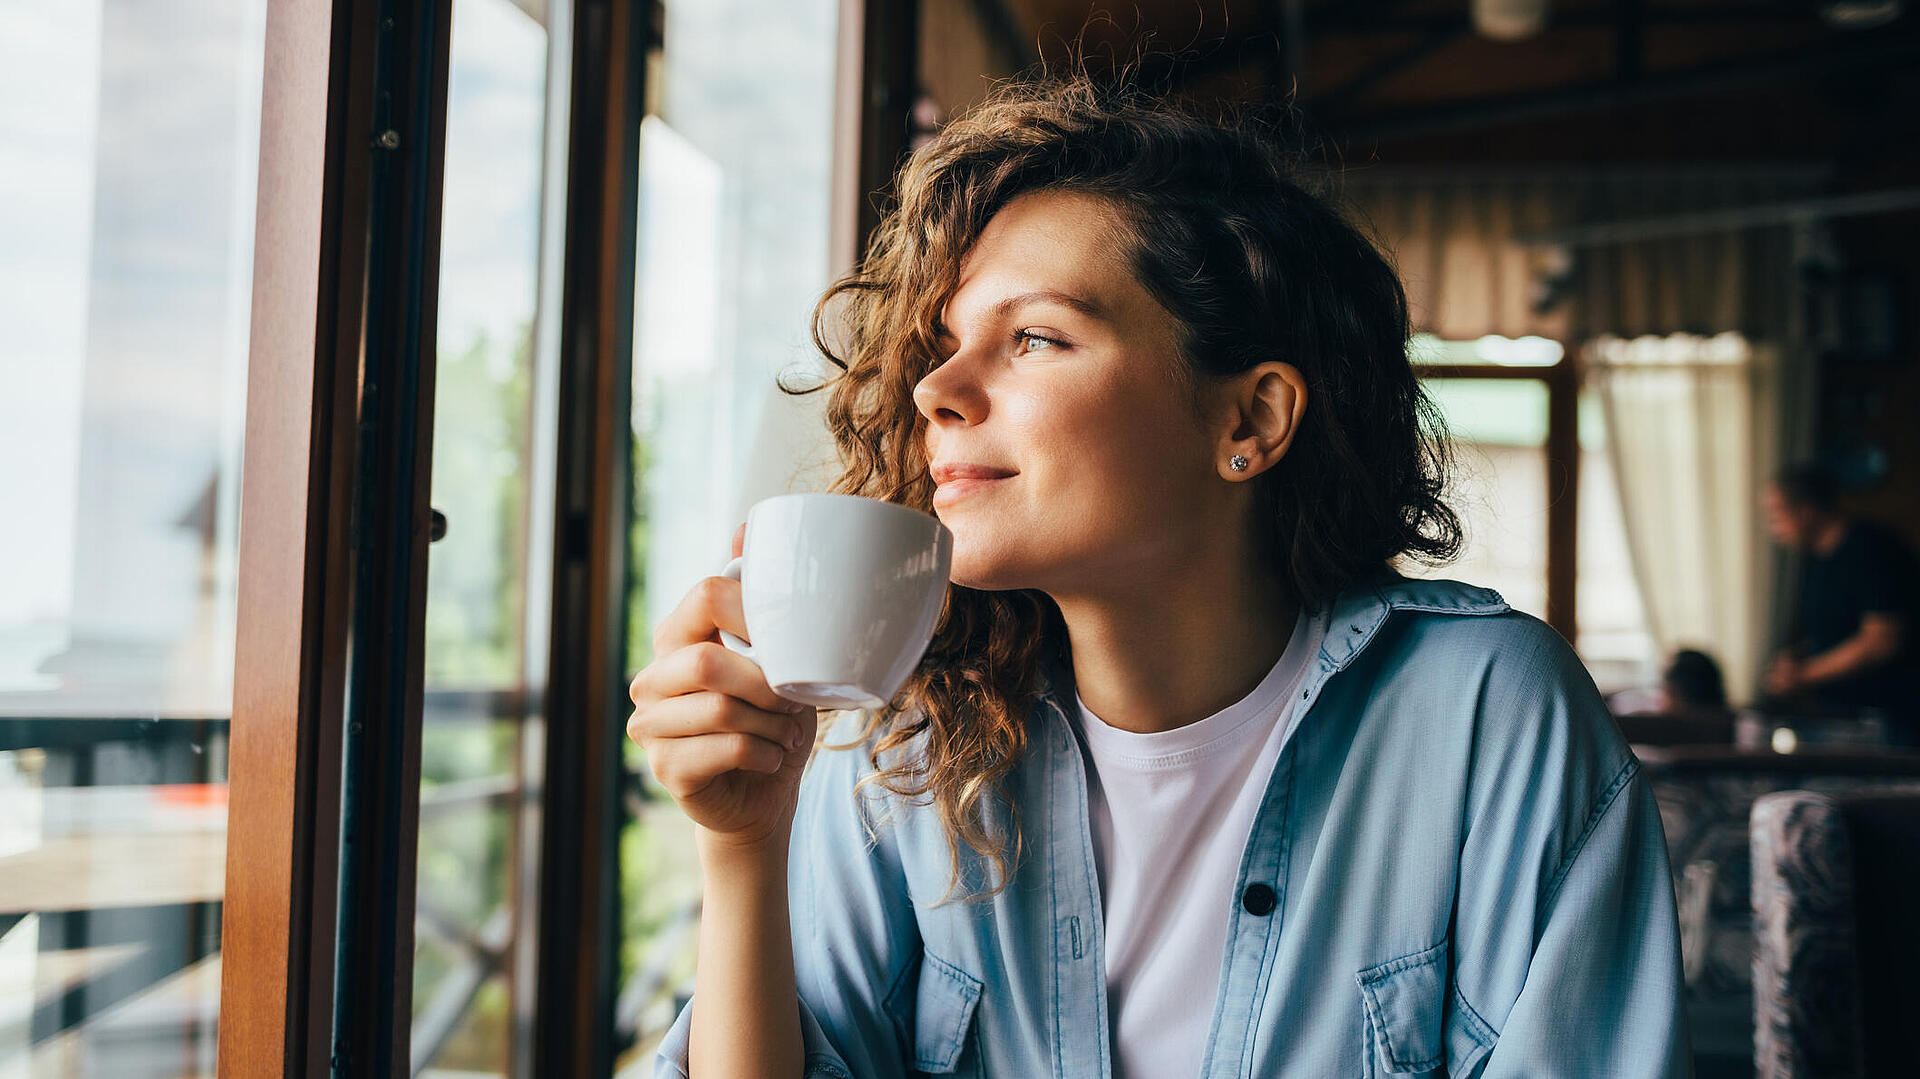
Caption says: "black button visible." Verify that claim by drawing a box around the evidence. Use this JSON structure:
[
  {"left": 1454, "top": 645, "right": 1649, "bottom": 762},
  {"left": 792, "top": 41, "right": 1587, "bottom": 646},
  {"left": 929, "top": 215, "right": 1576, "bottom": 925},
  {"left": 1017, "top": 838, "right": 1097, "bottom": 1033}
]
[{"left": 1241, "top": 883, "right": 1277, "bottom": 916}]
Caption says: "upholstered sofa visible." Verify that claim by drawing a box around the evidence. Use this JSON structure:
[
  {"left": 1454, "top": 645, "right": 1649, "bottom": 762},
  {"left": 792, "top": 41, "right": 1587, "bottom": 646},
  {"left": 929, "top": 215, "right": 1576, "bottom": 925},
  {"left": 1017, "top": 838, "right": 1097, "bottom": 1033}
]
[{"left": 1750, "top": 789, "right": 1920, "bottom": 1079}]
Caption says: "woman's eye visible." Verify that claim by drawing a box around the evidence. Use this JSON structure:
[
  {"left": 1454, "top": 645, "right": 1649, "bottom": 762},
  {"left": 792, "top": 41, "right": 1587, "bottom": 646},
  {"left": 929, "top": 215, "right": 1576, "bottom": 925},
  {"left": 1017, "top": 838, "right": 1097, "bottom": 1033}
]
[{"left": 1013, "top": 330, "right": 1061, "bottom": 353}]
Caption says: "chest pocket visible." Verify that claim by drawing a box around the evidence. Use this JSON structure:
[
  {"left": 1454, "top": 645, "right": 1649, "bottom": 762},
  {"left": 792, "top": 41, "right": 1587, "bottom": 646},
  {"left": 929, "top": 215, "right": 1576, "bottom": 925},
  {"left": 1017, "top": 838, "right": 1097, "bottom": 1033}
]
[
  {"left": 907, "top": 949, "right": 984, "bottom": 1076},
  {"left": 1356, "top": 938, "right": 1498, "bottom": 1079}
]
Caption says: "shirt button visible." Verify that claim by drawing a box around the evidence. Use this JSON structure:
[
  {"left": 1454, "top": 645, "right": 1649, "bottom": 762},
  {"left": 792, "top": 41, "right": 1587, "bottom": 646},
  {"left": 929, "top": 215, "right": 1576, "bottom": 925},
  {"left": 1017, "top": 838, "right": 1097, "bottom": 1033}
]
[{"left": 1241, "top": 883, "right": 1277, "bottom": 916}]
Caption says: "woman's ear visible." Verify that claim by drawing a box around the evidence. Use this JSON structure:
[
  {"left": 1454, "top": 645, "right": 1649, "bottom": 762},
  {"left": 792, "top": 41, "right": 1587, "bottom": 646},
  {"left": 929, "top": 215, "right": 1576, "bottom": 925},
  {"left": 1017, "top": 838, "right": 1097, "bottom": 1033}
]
[{"left": 1217, "top": 361, "right": 1307, "bottom": 481}]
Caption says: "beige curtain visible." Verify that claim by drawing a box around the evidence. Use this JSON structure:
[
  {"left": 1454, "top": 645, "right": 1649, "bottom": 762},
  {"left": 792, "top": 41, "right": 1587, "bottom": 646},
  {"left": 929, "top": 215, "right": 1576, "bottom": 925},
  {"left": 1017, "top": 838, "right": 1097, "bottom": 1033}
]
[
  {"left": 1338, "top": 166, "right": 1820, "bottom": 339},
  {"left": 1587, "top": 335, "right": 1763, "bottom": 704},
  {"left": 1345, "top": 171, "right": 1571, "bottom": 340}
]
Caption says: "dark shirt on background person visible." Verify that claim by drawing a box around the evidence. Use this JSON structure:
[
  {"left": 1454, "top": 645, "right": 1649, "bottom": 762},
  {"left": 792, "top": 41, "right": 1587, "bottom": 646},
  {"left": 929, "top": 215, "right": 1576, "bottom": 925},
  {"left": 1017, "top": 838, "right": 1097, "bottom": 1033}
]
[{"left": 1792, "top": 519, "right": 1920, "bottom": 730}]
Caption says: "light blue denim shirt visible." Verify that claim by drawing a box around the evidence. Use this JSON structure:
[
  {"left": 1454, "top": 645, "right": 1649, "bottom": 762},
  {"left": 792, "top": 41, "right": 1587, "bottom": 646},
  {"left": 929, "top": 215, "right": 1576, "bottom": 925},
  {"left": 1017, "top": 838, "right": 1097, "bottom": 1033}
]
[{"left": 656, "top": 574, "right": 1693, "bottom": 1078}]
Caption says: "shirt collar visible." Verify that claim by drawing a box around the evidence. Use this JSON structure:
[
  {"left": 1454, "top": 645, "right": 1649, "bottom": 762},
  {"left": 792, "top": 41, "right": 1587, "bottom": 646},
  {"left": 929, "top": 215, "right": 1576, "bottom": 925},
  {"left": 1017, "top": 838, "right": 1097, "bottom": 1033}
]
[
  {"left": 1320, "top": 571, "right": 1509, "bottom": 672},
  {"left": 1033, "top": 571, "right": 1509, "bottom": 705}
]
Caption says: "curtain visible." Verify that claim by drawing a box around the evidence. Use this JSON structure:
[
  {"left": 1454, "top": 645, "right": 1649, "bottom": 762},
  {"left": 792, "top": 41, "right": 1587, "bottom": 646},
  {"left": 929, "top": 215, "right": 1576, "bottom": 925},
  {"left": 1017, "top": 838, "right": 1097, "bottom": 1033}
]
[
  {"left": 1588, "top": 335, "right": 1764, "bottom": 704},
  {"left": 1338, "top": 165, "right": 1822, "bottom": 340},
  {"left": 1345, "top": 170, "right": 1572, "bottom": 340}
]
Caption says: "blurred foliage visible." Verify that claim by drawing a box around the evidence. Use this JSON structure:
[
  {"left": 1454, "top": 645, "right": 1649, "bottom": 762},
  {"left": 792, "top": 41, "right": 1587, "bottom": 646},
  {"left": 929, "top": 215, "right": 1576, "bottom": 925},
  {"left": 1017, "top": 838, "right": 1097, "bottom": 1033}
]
[
  {"left": 404, "top": 315, "right": 702, "bottom": 1070},
  {"left": 408, "top": 320, "right": 533, "bottom": 1073},
  {"left": 425, "top": 324, "right": 532, "bottom": 686},
  {"left": 429, "top": 974, "right": 513, "bottom": 1073},
  {"left": 618, "top": 800, "right": 701, "bottom": 994},
  {"left": 617, "top": 426, "right": 703, "bottom": 1049},
  {"left": 416, "top": 723, "right": 517, "bottom": 922}
]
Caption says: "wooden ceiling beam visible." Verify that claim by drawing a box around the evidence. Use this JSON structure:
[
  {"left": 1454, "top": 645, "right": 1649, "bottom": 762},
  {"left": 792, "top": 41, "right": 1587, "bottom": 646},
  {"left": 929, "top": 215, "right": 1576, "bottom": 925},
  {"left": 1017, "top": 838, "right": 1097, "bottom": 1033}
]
[
  {"left": 1330, "top": 28, "right": 1920, "bottom": 142},
  {"left": 1308, "top": 26, "right": 1466, "bottom": 113}
]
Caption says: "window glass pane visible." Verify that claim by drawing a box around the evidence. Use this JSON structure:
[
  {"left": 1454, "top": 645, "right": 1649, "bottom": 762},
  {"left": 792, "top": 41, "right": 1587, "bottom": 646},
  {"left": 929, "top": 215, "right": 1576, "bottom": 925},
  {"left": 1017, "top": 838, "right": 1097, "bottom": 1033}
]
[
  {"left": 617, "top": 0, "right": 841, "bottom": 1067},
  {"left": 1402, "top": 378, "right": 1550, "bottom": 620},
  {"left": 414, "top": 0, "right": 560, "bottom": 1074},
  {"left": 0, "top": 0, "right": 265, "bottom": 1073}
]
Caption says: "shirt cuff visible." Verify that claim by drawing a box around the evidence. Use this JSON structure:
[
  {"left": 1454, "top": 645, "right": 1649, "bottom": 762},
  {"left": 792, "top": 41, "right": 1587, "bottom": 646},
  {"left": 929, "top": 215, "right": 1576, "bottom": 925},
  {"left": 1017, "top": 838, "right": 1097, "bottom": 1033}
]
[{"left": 653, "top": 993, "right": 855, "bottom": 1079}]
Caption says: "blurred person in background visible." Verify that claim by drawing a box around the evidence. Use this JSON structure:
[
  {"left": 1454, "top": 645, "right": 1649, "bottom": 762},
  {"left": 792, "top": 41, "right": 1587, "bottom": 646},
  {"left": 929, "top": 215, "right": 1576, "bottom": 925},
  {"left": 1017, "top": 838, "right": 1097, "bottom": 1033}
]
[
  {"left": 1664, "top": 649, "right": 1730, "bottom": 716},
  {"left": 1762, "top": 462, "right": 1920, "bottom": 745},
  {"left": 1609, "top": 648, "right": 1730, "bottom": 719}
]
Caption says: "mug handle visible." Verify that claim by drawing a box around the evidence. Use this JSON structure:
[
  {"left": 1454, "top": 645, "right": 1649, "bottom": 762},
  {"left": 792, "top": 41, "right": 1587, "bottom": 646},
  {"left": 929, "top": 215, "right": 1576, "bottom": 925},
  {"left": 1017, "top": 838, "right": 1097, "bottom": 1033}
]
[{"left": 718, "top": 555, "right": 756, "bottom": 664}]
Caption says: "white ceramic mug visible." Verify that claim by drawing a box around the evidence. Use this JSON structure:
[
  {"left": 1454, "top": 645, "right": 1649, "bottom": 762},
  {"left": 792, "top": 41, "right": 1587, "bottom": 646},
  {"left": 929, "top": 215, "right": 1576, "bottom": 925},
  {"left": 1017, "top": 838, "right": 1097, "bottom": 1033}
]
[{"left": 719, "top": 493, "right": 953, "bottom": 710}]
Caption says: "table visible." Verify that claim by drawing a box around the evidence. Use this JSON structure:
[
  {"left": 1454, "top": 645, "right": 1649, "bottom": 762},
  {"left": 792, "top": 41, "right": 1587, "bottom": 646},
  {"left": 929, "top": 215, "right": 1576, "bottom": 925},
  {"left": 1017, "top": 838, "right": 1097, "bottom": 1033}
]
[
  {"left": 0, "top": 831, "right": 226, "bottom": 914},
  {"left": 0, "top": 783, "right": 227, "bottom": 1058}
]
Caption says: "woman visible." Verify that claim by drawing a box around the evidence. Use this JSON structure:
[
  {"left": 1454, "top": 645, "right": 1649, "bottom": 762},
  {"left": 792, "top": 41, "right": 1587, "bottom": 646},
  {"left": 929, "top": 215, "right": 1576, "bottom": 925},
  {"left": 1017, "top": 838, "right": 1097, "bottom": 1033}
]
[{"left": 630, "top": 76, "right": 1690, "bottom": 1078}]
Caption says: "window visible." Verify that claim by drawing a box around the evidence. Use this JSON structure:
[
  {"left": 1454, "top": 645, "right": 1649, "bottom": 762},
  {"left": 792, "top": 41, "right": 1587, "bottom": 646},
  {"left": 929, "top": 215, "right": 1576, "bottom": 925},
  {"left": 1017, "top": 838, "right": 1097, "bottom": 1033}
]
[
  {"left": 1405, "top": 335, "right": 1658, "bottom": 693},
  {"left": 0, "top": 0, "right": 267, "bottom": 1070},
  {"left": 1416, "top": 375, "right": 1554, "bottom": 619},
  {"left": 412, "top": 0, "right": 563, "bottom": 1072}
]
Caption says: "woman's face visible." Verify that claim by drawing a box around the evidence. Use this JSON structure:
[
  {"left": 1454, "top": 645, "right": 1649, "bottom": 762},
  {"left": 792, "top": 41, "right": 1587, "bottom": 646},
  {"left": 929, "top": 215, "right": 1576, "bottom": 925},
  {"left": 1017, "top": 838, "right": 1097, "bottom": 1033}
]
[{"left": 913, "top": 189, "right": 1235, "bottom": 595}]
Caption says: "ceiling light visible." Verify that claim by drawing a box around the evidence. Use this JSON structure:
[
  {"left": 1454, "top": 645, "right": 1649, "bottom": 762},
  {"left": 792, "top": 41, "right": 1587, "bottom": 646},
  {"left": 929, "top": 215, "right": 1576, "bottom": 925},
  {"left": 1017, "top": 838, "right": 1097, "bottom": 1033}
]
[{"left": 1473, "top": 0, "right": 1550, "bottom": 41}]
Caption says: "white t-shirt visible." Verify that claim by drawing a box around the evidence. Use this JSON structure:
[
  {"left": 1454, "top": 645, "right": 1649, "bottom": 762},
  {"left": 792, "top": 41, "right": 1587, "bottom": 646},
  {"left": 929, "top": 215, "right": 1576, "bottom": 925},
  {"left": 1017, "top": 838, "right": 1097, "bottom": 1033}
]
[{"left": 1070, "top": 603, "right": 1330, "bottom": 1079}]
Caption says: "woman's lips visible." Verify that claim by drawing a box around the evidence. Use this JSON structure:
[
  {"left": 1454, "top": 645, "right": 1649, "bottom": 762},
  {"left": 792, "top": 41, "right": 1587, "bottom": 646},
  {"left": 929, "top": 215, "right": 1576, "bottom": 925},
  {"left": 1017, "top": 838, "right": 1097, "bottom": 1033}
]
[
  {"left": 930, "top": 463, "right": 1016, "bottom": 507},
  {"left": 932, "top": 474, "right": 1011, "bottom": 506}
]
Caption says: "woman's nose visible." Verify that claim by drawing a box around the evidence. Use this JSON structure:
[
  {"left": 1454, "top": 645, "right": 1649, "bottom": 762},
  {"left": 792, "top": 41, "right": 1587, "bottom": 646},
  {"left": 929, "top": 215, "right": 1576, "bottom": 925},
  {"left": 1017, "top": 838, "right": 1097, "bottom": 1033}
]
[{"left": 913, "top": 351, "right": 986, "bottom": 426}]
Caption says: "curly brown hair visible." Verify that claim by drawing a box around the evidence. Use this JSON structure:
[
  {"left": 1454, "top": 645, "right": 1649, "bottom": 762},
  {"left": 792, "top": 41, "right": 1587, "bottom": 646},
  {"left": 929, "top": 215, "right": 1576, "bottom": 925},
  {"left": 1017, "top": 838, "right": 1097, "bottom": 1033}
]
[{"left": 789, "top": 74, "right": 1460, "bottom": 905}]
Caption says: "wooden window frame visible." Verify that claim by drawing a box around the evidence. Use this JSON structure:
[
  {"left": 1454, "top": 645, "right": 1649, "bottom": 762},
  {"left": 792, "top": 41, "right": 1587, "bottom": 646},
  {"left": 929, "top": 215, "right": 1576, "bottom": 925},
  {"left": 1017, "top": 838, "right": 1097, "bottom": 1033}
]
[
  {"left": 219, "top": 0, "right": 451, "bottom": 1072},
  {"left": 834, "top": 0, "right": 918, "bottom": 271},
  {"left": 527, "top": 0, "right": 646, "bottom": 1073},
  {"left": 219, "top": 0, "right": 369, "bottom": 1070},
  {"left": 1417, "top": 357, "right": 1582, "bottom": 641}
]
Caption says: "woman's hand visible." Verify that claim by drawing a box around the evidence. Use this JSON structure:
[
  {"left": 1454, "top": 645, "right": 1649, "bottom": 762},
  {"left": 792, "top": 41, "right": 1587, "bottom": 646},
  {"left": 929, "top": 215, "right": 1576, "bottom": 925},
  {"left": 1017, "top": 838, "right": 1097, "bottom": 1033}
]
[{"left": 627, "top": 524, "right": 819, "bottom": 853}]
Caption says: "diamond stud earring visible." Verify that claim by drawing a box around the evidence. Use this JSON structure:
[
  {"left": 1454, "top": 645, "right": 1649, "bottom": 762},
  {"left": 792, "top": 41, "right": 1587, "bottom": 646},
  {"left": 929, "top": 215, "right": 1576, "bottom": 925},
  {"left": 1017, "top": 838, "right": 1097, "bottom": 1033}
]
[{"left": 1229, "top": 454, "right": 1249, "bottom": 472}]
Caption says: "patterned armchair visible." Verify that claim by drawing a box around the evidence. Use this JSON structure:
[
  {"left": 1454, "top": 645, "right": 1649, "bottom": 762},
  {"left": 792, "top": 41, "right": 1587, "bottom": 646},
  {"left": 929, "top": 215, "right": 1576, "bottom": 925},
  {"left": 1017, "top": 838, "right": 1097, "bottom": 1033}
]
[
  {"left": 1750, "top": 789, "right": 1920, "bottom": 1079},
  {"left": 1634, "top": 748, "right": 1920, "bottom": 1070}
]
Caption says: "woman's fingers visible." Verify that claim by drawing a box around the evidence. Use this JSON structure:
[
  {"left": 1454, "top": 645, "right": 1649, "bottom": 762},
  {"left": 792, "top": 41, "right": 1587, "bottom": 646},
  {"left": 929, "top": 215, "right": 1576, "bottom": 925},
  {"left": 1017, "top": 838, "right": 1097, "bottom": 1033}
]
[
  {"left": 645, "top": 729, "right": 792, "bottom": 800},
  {"left": 631, "top": 640, "right": 797, "bottom": 715},
  {"left": 627, "top": 685, "right": 804, "bottom": 750},
  {"left": 652, "top": 573, "right": 752, "bottom": 655}
]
